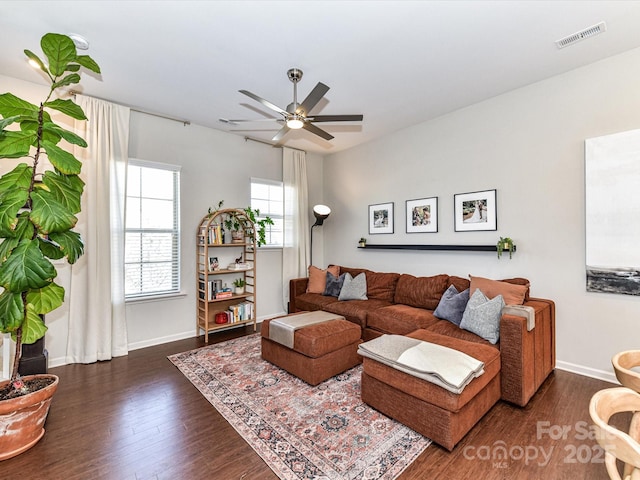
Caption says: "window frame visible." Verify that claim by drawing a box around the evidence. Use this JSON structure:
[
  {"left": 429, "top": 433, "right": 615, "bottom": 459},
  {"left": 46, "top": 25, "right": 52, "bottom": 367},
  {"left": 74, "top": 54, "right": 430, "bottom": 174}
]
[{"left": 124, "top": 158, "right": 181, "bottom": 301}]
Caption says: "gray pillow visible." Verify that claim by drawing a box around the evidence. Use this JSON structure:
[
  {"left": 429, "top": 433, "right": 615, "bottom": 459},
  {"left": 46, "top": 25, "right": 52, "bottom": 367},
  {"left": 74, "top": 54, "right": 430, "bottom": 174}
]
[
  {"left": 323, "top": 272, "right": 346, "bottom": 297},
  {"left": 433, "top": 285, "right": 470, "bottom": 326},
  {"left": 460, "top": 288, "right": 505, "bottom": 344},
  {"left": 339, "top": 272, "right": 368, "bottom": 301}
]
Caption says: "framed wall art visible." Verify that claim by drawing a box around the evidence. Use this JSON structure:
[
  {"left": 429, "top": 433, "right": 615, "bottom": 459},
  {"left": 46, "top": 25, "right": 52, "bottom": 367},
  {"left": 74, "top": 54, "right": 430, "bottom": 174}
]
[
  {"left": 454, "top": 189, "right": 497, "bottom": 232},
  {"left": 369, "top": 202, "right": 394, "bottom": 234},
  {"left": 406, "top": 197, "right": 438, "bottom": 233},
  {"left": 585, "top": 129, "right": 640, "bottom": 295}
]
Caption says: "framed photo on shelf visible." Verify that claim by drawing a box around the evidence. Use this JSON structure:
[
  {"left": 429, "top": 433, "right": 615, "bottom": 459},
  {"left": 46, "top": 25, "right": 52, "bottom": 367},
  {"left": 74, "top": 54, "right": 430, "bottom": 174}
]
[
  {"left": 369, "top": 202, "right": 394, "bottom": 234},
  {"left": 454, "top": 189, "right": 497, "bottom": 232},
  {"left": 406, "top": 197, "right": 438, "bottom": 233},
  {"left": 208, "top": 256, "right": 219, "bottom": 272}
]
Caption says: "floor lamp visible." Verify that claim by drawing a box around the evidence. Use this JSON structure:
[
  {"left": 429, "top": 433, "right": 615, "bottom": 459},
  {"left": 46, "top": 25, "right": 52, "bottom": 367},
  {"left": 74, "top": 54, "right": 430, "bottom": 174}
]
[{"left": 310, "top": 204, "right": 331, "bottom": 267}]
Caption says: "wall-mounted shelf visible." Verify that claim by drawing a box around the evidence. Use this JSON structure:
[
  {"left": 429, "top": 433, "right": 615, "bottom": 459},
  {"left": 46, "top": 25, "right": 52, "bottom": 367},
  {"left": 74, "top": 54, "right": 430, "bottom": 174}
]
[{"left": 358, "top": 244, "right": 516, "bottom": 253}]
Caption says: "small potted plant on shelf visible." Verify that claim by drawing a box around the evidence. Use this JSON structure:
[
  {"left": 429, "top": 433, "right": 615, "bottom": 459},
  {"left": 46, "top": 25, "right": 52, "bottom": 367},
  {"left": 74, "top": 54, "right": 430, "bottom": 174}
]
[
  {"left": 497, "top": 237, "right": 515, "bottom": 259},
  {"left": 233, "top": 278, "right": 246, "bottom": 295},
  {"left": 358, "top": 237, "right": 367, "bottom": 247},
  {"left": 212, "top": 200, "right": 274, "bottom": 246}
]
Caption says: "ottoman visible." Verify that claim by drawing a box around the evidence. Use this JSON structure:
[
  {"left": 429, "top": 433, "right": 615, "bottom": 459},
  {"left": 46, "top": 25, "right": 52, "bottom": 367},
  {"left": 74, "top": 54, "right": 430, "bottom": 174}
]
[
  {"left": 261, "top": 311, "right": 362, "bottom": 385},
  {"left": 360, "top": 329, "right": 501, "bottom": 451}
]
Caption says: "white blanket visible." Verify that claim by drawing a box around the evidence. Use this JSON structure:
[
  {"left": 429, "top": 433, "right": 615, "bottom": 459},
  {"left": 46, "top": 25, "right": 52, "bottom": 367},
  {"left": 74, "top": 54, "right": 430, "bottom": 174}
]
[
  {"left": 358, "top": 334, "right": 485, "bottom": 394},
  {"left": 268, "top": 311, "right": 345, "bottom": 349}
]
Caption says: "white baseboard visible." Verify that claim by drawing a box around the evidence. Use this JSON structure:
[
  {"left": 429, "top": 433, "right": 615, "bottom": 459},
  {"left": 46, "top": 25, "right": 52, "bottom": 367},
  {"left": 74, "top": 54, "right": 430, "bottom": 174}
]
[
  {"left": 128, "top": 330, "right": 196, "bottom": 352},
  {"left": 48, "top": 314, "right": 281, "bottom": 368},
  {"left": 556, "top": 360, "right": 618, "bottom": 385}
]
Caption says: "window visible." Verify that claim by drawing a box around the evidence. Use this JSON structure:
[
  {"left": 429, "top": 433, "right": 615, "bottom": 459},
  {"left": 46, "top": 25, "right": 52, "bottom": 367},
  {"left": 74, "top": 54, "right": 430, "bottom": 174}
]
[
  {"left": 125, "top": 159, "right": 180, "bottom": 299},
  {"left": 251, "top": 178, "right": 283, "bottom": 247}
]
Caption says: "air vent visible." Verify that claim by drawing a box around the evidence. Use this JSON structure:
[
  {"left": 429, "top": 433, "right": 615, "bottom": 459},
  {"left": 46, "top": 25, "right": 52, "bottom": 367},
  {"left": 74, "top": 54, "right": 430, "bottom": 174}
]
[{"left": 555, "top": 22, "right": 606, "bottom": 49}]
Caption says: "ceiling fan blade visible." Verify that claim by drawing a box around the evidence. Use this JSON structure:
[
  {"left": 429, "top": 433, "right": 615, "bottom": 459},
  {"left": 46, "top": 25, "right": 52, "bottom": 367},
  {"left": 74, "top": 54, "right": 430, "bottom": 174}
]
[
  {"left": 303, "top": 121, "right": 334, "bottom": 141},
  {"left": 307, "top": 114, "right": 363, "bottom": 122},
  {"left": 239, "top": 90, "right": 288, "bottom": 116},
  {"left": 272, "top": 125, "right": 291, "bottom": 143},
  {"left": 296, "top": 82, "right": 330, "bottom": 116},
  {"left": 219, "top": 118, "right": 281, "bottom": 125}
]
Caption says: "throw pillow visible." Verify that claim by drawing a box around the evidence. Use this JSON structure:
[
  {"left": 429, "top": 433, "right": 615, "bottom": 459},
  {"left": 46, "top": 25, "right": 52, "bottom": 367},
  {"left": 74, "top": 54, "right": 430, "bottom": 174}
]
[
  {"left": 307, "top": 265, "right": 340, "bottom": 294},
  {"left": 338, "top": 272, "right": 368, "bottom": 301},
  {"left": 460, "top": 288, "right": 505, "bottom": 344},
  {"left": 469, "top": 275, "right": 528, "bottom": 306},
  {"left": 323, "top": 272, "right": 346, "bottom": 297},
  {"left": 433, "top": 285, "right": 470, "bottom": 326}
]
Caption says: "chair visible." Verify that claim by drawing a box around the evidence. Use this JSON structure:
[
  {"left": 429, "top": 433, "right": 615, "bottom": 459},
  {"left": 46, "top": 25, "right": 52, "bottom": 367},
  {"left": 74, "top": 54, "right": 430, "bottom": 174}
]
[
  {"left": 589, "top": 387, "right": 640, "bottom": 480},
  {"left": 613, "top": 351, "right": 640, "bottom": 392}
]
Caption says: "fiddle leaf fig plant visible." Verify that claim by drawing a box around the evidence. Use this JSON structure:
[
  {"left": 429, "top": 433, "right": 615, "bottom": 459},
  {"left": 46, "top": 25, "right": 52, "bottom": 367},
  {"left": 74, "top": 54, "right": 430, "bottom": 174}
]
[{"left": 0, "top": 33, "right": 100, "bottom": 390}]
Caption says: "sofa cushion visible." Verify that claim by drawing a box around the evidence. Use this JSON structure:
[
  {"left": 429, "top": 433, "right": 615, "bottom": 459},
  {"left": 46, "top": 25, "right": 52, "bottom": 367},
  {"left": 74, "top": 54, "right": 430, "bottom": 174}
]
[
  {"left": 365, "top": 271, "right": 401, "bottom": 302},
  {"left": 449, "top": 275, "right": 470, "bottom": 293},
  {"left": 460, "top": 289, "right": 505, "bottom": 344},
  {"left": 339, "top": 272, "right": 368, "bottom": 301},
  {"left": 367, "top": 304, "right": 440, "bottom": 335},
  {"left": 324, "top": 272, "right": 346, "bottom": 297},
  {"left": 394, "top": 273, "right": 450, "bottom": 309},
  {"left": 362, "top": 329, "right": 501, "bottom": 412},
  {"left": 500, "top": 277, "right": 531, "bottom": 301},
  {"left": 427, "top": 320, "right": 496, "bottom": 348},
  {"left": 324, "top": 299, "right": 392, "bottom": 328},
  {"left": 306, "top": 265, "right": 340, "bottom": 294},
  {"left": 261, "top": 316, "right": 361, "bottom": 358},
  {"left": 340, "top": 267, "right": 400, "bottom": 302},
  {"left": 469, "top": 275, "right": 528, "bottom": 306},
  {"left": 293, "top": 292, "right": 340, "bottom": 312},
  {"left": 433, "top": 285, "right": 470, "bottom": 326}
]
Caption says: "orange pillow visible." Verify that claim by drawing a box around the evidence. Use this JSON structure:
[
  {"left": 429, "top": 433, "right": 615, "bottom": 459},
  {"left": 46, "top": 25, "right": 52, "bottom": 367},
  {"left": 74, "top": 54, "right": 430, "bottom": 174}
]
[
  {"left": 307, "top": 265, "right": 340, "bottom": 294},
  {"left": 469, "top": 275, "right": 528, "bottom": 306}
]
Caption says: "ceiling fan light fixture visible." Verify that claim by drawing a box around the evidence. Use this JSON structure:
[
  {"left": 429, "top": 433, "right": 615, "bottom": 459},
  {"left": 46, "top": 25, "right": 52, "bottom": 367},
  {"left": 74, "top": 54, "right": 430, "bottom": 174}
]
[{"left": 286, "top": 115, "right": 304, "bottom": 129}]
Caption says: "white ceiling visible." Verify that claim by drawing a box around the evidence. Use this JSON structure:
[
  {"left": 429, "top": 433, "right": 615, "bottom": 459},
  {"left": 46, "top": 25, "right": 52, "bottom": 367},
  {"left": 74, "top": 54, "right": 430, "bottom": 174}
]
[{"left": 2, "top": 1, "right": 640, "bottom": 153}]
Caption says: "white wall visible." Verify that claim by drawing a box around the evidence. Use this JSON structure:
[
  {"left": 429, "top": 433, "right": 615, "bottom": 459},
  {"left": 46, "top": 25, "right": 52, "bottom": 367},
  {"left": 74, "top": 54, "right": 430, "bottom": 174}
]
[
  {"left": 321, "top": 47, "right": 640, "bottom": 383},
  {"left": 6, "top": 44, "right": 640, "bottom": 379},
  {"left": 0, "top": 74, "right": 325, "bottom": 365},
  {"left": 126, "top": 114, "right": 325, "bottom": 350}
]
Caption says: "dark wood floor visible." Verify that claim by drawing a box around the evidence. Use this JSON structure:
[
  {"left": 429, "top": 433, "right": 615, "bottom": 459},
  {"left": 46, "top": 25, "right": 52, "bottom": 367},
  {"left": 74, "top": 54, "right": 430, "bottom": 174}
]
[{"left": 2, "top": 326, "right": 618, "bottom": 480}]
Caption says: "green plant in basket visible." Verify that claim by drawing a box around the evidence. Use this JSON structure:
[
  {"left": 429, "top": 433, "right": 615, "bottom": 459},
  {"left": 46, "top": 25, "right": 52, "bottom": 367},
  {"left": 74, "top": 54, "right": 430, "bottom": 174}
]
[{"left": 497, "top": 237, "right": 515, "bottom": 259}]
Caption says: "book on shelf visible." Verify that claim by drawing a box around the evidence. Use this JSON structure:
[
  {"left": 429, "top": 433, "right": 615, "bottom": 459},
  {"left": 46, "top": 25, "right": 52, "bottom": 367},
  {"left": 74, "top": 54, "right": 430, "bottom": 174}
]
[
  {"left": 215, "top": 290, "right": 233, "bottom": 299},
  {"left": 227, "top": 301, "right": 254, "bottom": 323},
  {"left": 208, "top": 223, "right": 223, "bottom": 245},
  {"left": 227, "top": 262, "right": 252, "bottom": 270}
]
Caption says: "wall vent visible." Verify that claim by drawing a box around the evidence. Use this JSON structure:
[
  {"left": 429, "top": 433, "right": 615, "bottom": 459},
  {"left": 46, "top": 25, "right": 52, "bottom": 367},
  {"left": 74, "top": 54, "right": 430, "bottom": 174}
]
[{"left": 555, "top": 21, "right": 606, "bottom": 49}]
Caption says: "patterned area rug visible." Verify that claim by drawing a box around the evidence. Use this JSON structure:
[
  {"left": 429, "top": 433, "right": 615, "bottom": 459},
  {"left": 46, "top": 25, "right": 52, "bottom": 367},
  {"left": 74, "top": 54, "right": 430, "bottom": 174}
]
[{"left": 168, "top": 334, "right": 430, "bottom": 479}]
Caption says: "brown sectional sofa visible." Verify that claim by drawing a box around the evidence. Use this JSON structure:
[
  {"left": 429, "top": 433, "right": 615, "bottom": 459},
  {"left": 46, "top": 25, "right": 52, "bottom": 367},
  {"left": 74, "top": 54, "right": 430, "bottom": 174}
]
[{"left": 289, "top": 266, "right": 556, "bottom": 408}]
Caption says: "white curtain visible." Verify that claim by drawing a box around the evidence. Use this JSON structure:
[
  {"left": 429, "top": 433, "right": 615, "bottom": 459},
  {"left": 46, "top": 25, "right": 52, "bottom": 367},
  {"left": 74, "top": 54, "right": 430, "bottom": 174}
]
[
  {"left": 66, "top": 95, "right": 130, "bottom": 363},
  {"left": 282, "top": 147, "right": 310, "bottom": 311}
]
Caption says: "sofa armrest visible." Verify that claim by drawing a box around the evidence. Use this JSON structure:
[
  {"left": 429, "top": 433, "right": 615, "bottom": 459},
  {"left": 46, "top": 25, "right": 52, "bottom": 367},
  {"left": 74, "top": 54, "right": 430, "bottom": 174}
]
[
  {"left": 289, "top": 277, "right": 309, "bottom": 313},
  {"left": 499, "top": 298, "right": 556, "bottom": 406}
]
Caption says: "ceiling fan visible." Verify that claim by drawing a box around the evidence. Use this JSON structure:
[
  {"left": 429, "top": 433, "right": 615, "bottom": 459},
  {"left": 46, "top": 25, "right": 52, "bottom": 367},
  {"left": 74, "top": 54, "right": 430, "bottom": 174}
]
[{"left": 221, "top": 68, "right": 363, "bottom": 145}]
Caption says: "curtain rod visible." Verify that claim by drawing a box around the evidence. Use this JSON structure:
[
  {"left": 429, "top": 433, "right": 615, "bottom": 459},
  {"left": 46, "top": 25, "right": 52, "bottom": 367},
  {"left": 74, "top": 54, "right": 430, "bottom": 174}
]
[
  {"left": 69, "top": 91, "right": 191, "bottom": 126},
  {"left": 244, "top": 135, "right": 306, "bottom": 153}
]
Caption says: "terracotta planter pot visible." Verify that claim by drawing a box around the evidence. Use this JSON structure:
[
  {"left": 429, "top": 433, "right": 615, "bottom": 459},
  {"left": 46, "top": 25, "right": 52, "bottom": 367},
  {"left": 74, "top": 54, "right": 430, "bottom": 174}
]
[{"left": 0, "top": 374, "right": 59, "bottom": 461}]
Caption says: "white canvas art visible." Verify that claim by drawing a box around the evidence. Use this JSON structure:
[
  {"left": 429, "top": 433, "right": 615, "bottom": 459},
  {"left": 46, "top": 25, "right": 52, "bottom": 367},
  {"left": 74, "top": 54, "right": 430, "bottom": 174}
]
[{"left": 585, "top": 129, "right": 640, "bottom": 295}]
